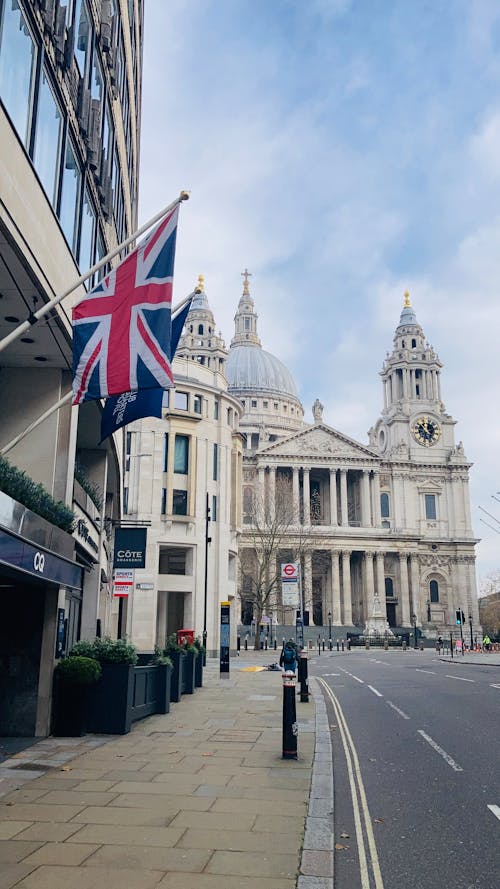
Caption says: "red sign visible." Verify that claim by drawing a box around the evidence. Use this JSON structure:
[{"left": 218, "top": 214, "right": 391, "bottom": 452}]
[{"left": 281, "top": 562, "right": 299, "bottom": 579}]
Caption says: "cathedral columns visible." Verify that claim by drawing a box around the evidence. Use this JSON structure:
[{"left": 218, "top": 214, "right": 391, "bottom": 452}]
[
  {"left": 371, "top": 471, "right": 381, "bottom": 527},
  {"left": 302, "top": 468, "right": 310, "bottom": 524},
  {"left": 361, "top": 470, "right": 371, "bottom": 527},
  {"left": 399, "top": 554, "right": 411, "bottom": 626},
  {"left": 341, "top": 550, "right": 353, "bottom": 624},
  {"left": 268, "top": 466, "right": 276, "bottom": 522},
  {"left": 409, "top": 554, "right": 421, "bottom": 623},
  {"left": 331, "top": 551, "right": 341, "bottom": 624},
  {"left": 376, "top": 551, "right": 385, "bottom": 602},
  {"left": 303, "top": 550, "right": 313, "bottom": 621},
  {"left": 292, "top": 467, "right": 300, "bottom": 523},
  {"left": 364, "top": 551, "right": 375, "bottom": 619},
  {"left": 329, "top": 469, "right": 338, "bottom": 526},
  {"left": 258, "top": 466, "right": 265, "bottom": 511},
  {"left": 340, "top": 469, "right": 348, "bottom": 526}
]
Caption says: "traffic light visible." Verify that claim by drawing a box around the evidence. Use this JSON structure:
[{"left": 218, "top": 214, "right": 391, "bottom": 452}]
[
  {"left": 461, "top": 610, "right": 465, "bottom": 625},
  {"left": 455, "top": 609, "right": 462, "bottom": 625}
]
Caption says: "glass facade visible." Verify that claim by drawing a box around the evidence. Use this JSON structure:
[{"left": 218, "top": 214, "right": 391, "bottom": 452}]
[
  {"left": 59, "top": 140, "right": 81, "bottom": 251},
  {"left": 33, "top": 71, "right": 63, "bottom": 205},
  {"left": 0, "top": 0, "right": 36, "bottom": 146}
]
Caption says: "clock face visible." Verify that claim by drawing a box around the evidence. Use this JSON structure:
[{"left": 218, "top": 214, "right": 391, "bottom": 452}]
[{"left": 412, "top": 416, "right": 441, "bottom": 447}]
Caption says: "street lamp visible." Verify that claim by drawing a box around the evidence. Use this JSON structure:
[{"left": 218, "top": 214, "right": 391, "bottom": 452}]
[
  {"left": 202, "top": 492, "right": 211, "bottom": 665},
  {"left": 426, "top": 599, "right": 431, "bottom": 623},
  {"left": 328, "top": 611, "right": 332, "bottom": 649},
  {"left": 468, "top": 614, "right": 473, "bottom": 649}
]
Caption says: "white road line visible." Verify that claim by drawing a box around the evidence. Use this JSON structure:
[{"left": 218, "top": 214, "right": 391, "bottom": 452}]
[
  {"left": 487, "top": 804, "right": 500, "bottom": 822},
  {"left": 490, "top": 684, "right": 500, "bottom": 690},
  {"left": 415, "top": 668, "right": 436, "bottom": 674},
  {"left": 339, "top": 668, "right": 365, "bottom": 683},
  {"left": 386, "top": 701, "right": 410, "bottom": 720},
  {"left": 368, "top": 685, "right": 383, "bottom": 697},
  {"left": 417, "top": 730, "right": 463, "bottom": 772},
  {"left": 445, "top": 675, "right": 474, "bottom": 683}
]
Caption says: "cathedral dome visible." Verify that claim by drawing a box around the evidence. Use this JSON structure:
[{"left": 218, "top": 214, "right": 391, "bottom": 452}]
[
  {"left": 226, "top": 344, "right": 299, "bottom": 398},
  {"left": 397, "top": 291, "right": 419, "bottom": 328}
]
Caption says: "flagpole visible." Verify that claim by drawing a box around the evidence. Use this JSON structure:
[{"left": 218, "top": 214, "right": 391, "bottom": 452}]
[
  {"left": 1, "top": 289, "right": 198, "bottom": 457},
  {"left": 0, "top": 391, "right": 74, "bottom": 457},
  {"left": 0, "top": 192, "right": 190, "bottom": 356}
]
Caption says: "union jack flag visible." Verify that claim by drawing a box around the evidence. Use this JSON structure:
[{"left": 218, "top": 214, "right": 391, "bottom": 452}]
[{"left": 72, "top": 205, "right": 179, "bottom": 405}]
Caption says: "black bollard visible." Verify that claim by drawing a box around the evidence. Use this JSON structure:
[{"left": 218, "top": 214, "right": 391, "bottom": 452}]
[
  {"left": 274, "top": 638, "right": 277, "bottom": 650},
  {"left": 237, "top": 635, "right": 241, "bottom": 652},
  {"left": 282, "top": 672, "right": 298, "bottom": 759},
  {"left": 322, "top": 639, "right": 325, "bottom": 651},
  {"left": 347, "top": 639, "right": 351, "bottom": 651},
  {"left": 264, "top": 637, "right": 268, "bottom": 650},
  {"left": 299, "top": 649, "right": 309, "bottom": 703},
  {"left": 244, "top": 636, "right": 248, "bottom": 651},
  {"left": 336, "top": 640, "right": 339, "bottom": 652}
]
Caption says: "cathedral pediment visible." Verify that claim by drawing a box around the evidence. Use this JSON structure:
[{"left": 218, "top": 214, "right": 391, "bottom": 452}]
[{"left": 258, "top": 424, "right": 377, "bottom": 460}]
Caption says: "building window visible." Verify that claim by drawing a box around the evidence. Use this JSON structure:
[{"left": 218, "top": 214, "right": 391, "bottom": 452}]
[
  {"left": 245, "top": 318, "right": 250, "bottom": 329},
  {"left": 425, "top": 494, "right": 436, "bottom": 520},
  {"left": 58, "top": 139, "right": 81, "bottom": 251},
  {"left": 263, "top": 400, "right": 268, "bottom": 408},
  {"left": 159, "top": 548, "right": 187, "bottom": 575},
  {"left": 161, "top": 488, "right": 167, "bottom": 515},
  {"left": 212, "top": 495, "right": 217, "bottom": 522},
  {"left": 79, "top": 189, "right": 96, "bottom": 280},
  {"left": 193, "top": 394, "right": 202, "bottom": 414},
  {"left": 227, "top": 408, "right": 233, "bottom": 425},
  {"left": 214, "top": 400, "right": 219, "bottom": 419},
  {"left": 385, "top": 577, "right": 393, "bottom": 597},
  {"left": 0, "top": 0, "right": 37, "bottom": 148},
  {"left": 173, "top": 489, "right": 188, "bottom": 515},
  {"left": 123, "top": 487, "right": 129, "bottom": 513},
  {"left": 174, "top": 435, "right": 189, "bottom": 474},
  {"left": 73, "top": 0, "right": 92, "bottom": 79},
  {"left": 411, "top": 338, "right": 417, "bottom": 348},
  {"left": 380, "top": 493, "right": 390, "bottom": 518},
  {"left": 163, "top": 434, "right": 168, "bottom": 471},
  {"left": 429, "top": 579, "right": 439, "bottom": 603},
  {"left": 274, "top": 403, "right": 278, "bottom": 410},
  {"left": 174, "top": 390, "right": 188, "bottom": 410},
  {"left": 213, "top": 443, "right": 218, "bottom": 481},
  {"left": 198, "top": 324, "right": 203, "bottom": 335},
  {"left": 251, "top": 400, "right": 257, "bottom": 408},
  {"left": 33, "top": 70, "right": 63, "bottom": 206}
]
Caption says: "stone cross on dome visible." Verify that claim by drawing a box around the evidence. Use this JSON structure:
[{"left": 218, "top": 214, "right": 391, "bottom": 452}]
[{"left": 241, "top": 268, "right": 252, "bottom": 295}]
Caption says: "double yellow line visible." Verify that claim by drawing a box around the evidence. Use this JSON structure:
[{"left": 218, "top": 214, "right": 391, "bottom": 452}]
[{"left": 318, "top": 677, "right": 385, "bottom": 889}]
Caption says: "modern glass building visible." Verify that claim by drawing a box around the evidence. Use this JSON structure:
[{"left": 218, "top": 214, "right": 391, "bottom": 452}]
[{"left": 0, "top": 0, "right": 143, "bottom": 736}]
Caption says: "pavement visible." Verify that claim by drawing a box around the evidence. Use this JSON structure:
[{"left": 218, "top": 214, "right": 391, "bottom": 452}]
[{"left": 0, "top": 652, "right": 333, "bottom": 889}]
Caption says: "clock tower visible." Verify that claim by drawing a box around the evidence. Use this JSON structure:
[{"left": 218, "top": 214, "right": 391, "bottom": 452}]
[{"left": 374, "top": 292, "right": 456, "bottom": 460}]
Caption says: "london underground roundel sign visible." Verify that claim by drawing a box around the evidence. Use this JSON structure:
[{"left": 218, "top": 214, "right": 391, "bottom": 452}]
[{"left": 281, "top": 562, "right": 299, "bottom": 580}]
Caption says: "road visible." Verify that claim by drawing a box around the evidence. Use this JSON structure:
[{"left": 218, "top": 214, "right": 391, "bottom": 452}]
[{"left": 309, "top": 649, "right": 500, "bottom": 889}]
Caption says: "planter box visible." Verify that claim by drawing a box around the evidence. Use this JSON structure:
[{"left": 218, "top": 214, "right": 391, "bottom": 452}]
[
  {"left": 194, "top": 651, "right": 203, "bottom": 688},
  {"left": 156, "top": 663, "right": 172, "bottom": 714},
  {"left": 169, "top": 650, "right": 184, "bottom": 703},
  {"left": 52, "top": 677, "right": 89, "bottom": 737},
  {"left": 182, "top": 650, "right": 196, "bottom": 695},
  {"left": 86, "top": 664, "right": 134, "bottom": 734}
]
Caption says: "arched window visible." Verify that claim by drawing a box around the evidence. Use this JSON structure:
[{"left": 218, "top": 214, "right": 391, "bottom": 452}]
[
  {"left": 385, "top": 577, "right": 394, "bottom": 597},
  {"left": 429, "top": 579, "right": 439, "bottom": 603},
  {"left": 411, "top": 338, "right": 417, "bottom": 348},
  {"left": 380, "top": 492, "right": 390, "bottom": 518},
  {"left": 198, "top": 324, "right": 204, "bottom": 335}
]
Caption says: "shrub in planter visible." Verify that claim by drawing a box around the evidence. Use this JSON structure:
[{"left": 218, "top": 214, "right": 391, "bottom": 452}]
[
  {"left": 53, "top": 656, "right": 101, "bottom": 737},
  {"left": 69, "top": 637, "right": 138, "bottom": 734}
]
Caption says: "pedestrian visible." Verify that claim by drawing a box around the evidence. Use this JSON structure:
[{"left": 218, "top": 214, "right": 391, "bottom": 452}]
[
  {"left": 280, "top": 638, "right": 299, "bottom": 673},
  {"left": 483, "top": 634, "right": 491, "bottom": 652}
]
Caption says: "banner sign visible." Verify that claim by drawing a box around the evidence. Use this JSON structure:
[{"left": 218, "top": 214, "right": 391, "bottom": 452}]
[
  {"left": 113, "top": 568, "right": 134, "bottom": 597},
  {"left": 113, "top": 527, "right": 147, "bottom": 568},
  {"left": 220, "top": 600, "right": 230, "bottom": 675}
]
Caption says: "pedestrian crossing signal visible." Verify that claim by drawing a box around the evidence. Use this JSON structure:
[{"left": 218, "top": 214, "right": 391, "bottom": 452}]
[{"left": 455, "top": 610, "right": 462, "bottom": 625}]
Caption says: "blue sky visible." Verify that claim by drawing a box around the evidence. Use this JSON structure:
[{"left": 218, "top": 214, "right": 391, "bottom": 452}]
[{"left": 139, "top": 0, "right": 500, "bottom": 582}]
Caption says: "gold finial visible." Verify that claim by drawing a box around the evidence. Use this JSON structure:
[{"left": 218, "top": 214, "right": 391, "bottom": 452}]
[
  {"left": 241, "top": 268, "right": 252, "bottom": 295},
  {"left": 404, "top": 290, "right": 411, "bottom": 307},
  {"left": 197, "top": 274, "right": 205, "bottom": 292}
]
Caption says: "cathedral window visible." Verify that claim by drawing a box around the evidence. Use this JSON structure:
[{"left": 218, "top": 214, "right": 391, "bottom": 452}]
[
  {"left": 385, "top": 577, "right": 394, "bottom": 597},
  {"left": 274, "top": 402, "right": 278, "bottom": 410},
  {"left": 263, "top": 400, "right": 268, "bottom": 408},
  {"left": 245, "top": 319, "right": 250, "bottom": 330},
  {"left": 412, "top": 338, "right": 417, "bottom": 348},
  {"left": 425, "top": 494, "right": 437, "bottom": 520},
  {"left": 198, "top": 324, "right": 204, "bottom": 335},
  {"left": 380, "top": 492, "right": 390, "bottom": 518},
  {"left": 251, "top": 400, "right": 257, "bottom": 408},
  {"left": 429, "top": 579, "right": 439, "bottom": 602}
]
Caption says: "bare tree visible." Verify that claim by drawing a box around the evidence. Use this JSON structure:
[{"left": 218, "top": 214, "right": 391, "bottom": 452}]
[
  {"left": 239, "top": 474, "right": 328, "bottom": 649},
  {"left": 478, "top": 570, "right": 500, "bottom": 639}
]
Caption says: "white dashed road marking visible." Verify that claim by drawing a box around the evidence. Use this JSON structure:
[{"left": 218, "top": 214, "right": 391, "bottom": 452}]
[
  {"left": 386, "top": 701, "right": 410, "bottom": 720},
  {"left": 415, "top": 669, "right": 436, "bottom": 674},
  {"left": 417, "top": 730, "right": 463, "bottom": 772},
  {"left": 487, "top": 805, "right": 500, "bottom": 823},
  {"left": 368, "top": 685, "right": 383, "bottom": 697},
  {"left": 445, "top": 675, "right": 474, "bottom": 683}
]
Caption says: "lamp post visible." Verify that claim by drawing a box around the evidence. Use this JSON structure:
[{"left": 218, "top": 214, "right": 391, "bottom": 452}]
[
  {"left": 328, "top": 611, "right": 332, "bottom": 649},
  {"left": 426, "top": 599, "right": 431, "bottom": 623},
  {"left": 202, "top": 492, "right": 211, "bottom": 665},
  {"left": 468, "top": 614, "right": 473, "bottom": 649},
  {"left": 412, "top": 613, "right": 417, "bottom": 649}
]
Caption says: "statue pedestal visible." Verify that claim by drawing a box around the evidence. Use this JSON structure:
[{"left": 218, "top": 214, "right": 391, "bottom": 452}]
[{"left": 364, "top": 594, "right": 394, "bottom": 637}]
